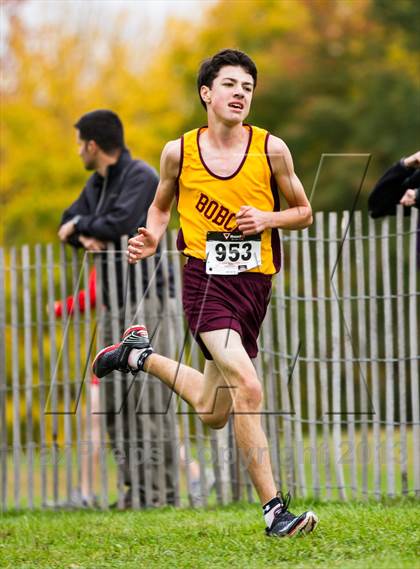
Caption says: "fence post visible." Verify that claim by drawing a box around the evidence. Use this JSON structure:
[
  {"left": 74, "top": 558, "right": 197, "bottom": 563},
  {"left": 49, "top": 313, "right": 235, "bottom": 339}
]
[
  {"left": 315, "top": 213, "right": 332, "bottom": 500},
  {"left": 59, "top": 243, "right": 73, "bottom": 503},
  {"left": 396, "top": 206, "right": 409, "bottom": 495},
  {"left": 260, "top": 306, "right": 282, "bottom": 492},
  {"left": 302, "top": 226, "right": 320, "bottom": 498},
  {"left": 368, "top": 218, "right": 381, "bottom": 499},
  {"left": 70, "top": 248, "right": 83, "bottom": 502},
  {"left": 0, "top": 248, "right": 7, "bottom": 511},
  {"left": 145, "top": 254, "right": 168, "bottom": 506},
  {"left": 94, "top": 254, "right": 109, "bottom": 510},
  {"left": 107, "top": 243, "right": 126, "bottom": 509},
  {"left": 354, "top": 211, "right": 369, "bottom": 499},
  {"left": 408, "top": 209, "right": 420, "bottom": 496},
  {"left": 274, "top": 241, "right": 295, "bottom": 494},
  {"left": 22, "top": 245, "right": 34, "bottom": 509},
  {"left": 328, "top": 213, "right": 346, "bottom": 500},
  {"left": 161, "top": 233, "right": 181, "bottom": 507},
  {"left": 35, "top": 245, "right": 48, "bottom": 507},
  {"left": 82, "top": 252, "right": 95, "bottom": 505},
  {"left": 46, "top": 244, "right": 59, "bottom": 507},
  {"left": 10, "top": 248, "right": 21, "bottom": 508},
  {"left": 289, "top": 231, "right": 306, "bottom": 496},
  {"left": 381, "top": 218, "right": 395, "bottom": 497},
  {"left": 341, "top": 211, "right": 357, "bottom": 499},
  {"left": 168, "top": 240, "right": 195, "bottom": 507},
  {"left": 120, "top": 237, "right": 141, "bottom": 511}
]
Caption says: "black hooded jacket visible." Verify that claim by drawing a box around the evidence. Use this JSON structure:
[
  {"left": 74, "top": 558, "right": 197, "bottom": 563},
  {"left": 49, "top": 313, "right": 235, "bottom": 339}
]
[
  {"left": 61, "top": 148, "right": 158, "bottom": 242},
  {"left": 368, "top": 160, "right": 420, "bottom": 218},
  {"left": 60, "top": 148, "right": 163, "bottom": 307}
]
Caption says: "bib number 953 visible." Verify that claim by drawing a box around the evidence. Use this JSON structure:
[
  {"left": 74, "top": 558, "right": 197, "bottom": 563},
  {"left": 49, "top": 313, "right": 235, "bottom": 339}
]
[
  {"left": 214, "top": 241, "right": 252, "bottom": 262},
  {"left": 206, "top": 231, "right": 262, "bottom": 275}
]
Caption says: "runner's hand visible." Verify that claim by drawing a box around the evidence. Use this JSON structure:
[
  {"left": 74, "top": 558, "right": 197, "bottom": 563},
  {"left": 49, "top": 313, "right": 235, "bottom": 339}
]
[
  {"left": 127, "top": 228, "right": 158, "bottom": 263},
  {"left": 236, "top": 206, "right": 271, "bottom": 235}
]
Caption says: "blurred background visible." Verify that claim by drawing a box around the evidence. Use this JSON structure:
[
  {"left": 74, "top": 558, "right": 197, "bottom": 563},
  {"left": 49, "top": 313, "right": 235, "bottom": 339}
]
[
  {"left": 1, "top": 0, "right": 419, "bottom": 246},
  {"left": 1, "top": 1, "right": 419, "bottom": 508}
]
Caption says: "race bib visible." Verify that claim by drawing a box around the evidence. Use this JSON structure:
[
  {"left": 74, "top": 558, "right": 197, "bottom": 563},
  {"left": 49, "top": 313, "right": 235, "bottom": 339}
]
[{"left": 205, "top": 231, "right": 262, "bottom": 275}]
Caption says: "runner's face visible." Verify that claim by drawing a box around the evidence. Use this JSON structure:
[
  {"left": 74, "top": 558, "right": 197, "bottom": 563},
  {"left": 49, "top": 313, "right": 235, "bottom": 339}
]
[
  {"left": 76, "top": 130, "right": 97, "bottom": 171},
  {"left": 203, "top": 65, "right": 254, "bottom": 123}
]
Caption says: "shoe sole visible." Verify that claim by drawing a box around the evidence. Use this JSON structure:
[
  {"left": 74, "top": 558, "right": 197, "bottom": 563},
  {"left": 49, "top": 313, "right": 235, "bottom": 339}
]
[
  {"left": 301, "top": 511, "right": 318, "bottom": 535},
  {"left": 287, "top": 513, "right": 313, "bottom": 537}
]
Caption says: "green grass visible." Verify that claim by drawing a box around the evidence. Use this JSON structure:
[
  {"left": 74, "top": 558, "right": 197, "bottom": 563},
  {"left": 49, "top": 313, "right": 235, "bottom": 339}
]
[{"left": 1, "top": 500, "right": 419, "bottom": 569}]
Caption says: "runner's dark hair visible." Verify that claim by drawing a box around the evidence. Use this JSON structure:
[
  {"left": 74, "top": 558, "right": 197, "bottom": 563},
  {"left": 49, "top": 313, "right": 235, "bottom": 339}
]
[{"left": 197, "top": 49, "right": 257, "bottom": 109}]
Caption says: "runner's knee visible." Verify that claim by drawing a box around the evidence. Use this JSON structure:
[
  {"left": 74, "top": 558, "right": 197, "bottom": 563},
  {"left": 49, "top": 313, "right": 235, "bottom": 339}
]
[{"left": 233, "top": 377, "right": 263, "bottom": 411}]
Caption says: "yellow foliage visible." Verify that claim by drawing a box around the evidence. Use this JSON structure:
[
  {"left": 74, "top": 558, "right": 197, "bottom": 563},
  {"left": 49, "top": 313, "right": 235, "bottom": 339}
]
[{"left": 1, "top": 0, "right": 419, "bottom": 246}]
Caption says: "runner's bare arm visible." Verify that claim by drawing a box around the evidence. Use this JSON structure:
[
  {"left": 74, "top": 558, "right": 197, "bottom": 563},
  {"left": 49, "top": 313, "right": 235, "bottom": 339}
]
[
  {"left": 127, "top": 139, "right": 181, "bottom": 263},
  {"left": 236, "top": 135, "right": 312, "bottom": 235}
]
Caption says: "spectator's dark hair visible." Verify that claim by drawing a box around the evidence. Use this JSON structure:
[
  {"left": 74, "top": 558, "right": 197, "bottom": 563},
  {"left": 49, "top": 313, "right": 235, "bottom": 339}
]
[
  {"left": 74, "top": 110, "right": 124, "bottom": 153},
  {"left": 197, "top": 49, "right": 258, "bottom": 109}
]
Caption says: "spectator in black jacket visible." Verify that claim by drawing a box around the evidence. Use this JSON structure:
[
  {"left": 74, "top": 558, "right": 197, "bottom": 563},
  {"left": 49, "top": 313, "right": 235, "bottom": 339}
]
[
  {"left": 368, "top": 151, "right": 420, "bottom": 218},
  {"left": 58, "top": 110, "right": 163, "bottom": 306},
  {"left": 368, "top": 150, "right": 420, "bottom": 267},
  {"left": 58, "top": 110, "right": 175, "bottom": 507}
]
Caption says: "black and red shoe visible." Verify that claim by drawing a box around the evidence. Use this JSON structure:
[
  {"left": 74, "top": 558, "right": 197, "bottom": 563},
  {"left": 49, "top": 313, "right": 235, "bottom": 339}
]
[{"left": 92, "top": 325, "right": 153, "bottom": 378}]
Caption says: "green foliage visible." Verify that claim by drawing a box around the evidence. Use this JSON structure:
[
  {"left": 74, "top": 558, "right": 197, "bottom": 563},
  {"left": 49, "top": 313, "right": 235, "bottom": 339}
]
[
  {"left": 1, "top": 500, "right": 419, "bottom": 568},
  {"left": 1, "top": 0, "right": 419, "bottom": 246},
  {"left": 371, "top": 0, "right": 420, "bottom": 50}
]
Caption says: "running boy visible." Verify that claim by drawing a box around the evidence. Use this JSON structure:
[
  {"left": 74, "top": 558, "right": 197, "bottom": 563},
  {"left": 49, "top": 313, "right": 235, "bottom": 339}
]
[{"left": 93, "top": 49, "right": 318, "bottom": 537}]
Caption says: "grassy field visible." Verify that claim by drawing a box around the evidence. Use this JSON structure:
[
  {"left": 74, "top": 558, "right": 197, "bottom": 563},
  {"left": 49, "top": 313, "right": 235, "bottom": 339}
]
[{"left": 1, "top": 499, "right": 419, "bottom": 569}]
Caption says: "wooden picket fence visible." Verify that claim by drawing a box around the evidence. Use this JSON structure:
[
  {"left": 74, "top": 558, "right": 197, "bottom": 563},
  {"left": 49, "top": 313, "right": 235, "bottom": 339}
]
[{"left": 0, "top": 208, "right": 419, "bottom": 511}]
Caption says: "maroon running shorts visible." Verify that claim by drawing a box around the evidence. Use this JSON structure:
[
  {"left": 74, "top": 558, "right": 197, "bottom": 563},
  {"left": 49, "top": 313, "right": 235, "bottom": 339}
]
[{"left": 182, "top": 257, "right": 273, "bottom": 360}]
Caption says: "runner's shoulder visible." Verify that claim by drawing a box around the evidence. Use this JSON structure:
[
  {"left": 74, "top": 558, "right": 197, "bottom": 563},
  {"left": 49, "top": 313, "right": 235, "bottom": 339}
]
[
  {"left": 266, "top": 134, "right": 292, "bottom": 172},
  {"left": 266, "top": 133, "right": 289, "bottom": 156},
  {"left": 162, "top": 139, "right": 182, "bottom": 173}
]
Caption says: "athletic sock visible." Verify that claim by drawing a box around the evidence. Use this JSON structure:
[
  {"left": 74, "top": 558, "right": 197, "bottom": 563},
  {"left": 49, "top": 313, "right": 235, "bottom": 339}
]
[
  {"left": 262, "top": 496, "right": 282, "bottom": 528},
  {"left": 127, "top": 347, "right": 153, "bottom": 372}
]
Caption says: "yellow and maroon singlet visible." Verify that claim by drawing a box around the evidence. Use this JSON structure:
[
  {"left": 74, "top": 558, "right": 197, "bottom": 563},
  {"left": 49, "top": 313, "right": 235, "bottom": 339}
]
[{"left": 176, "top": 124, "right": 281, "bottom": 275}]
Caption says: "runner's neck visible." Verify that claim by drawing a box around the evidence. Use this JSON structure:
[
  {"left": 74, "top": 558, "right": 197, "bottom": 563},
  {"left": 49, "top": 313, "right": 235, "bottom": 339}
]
[{"left": 204, "top": 120, "right": 248, "bottom": 151}]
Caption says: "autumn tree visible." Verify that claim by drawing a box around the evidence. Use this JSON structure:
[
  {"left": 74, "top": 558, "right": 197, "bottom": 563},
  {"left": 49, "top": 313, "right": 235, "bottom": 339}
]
[{"left": 1, "top": 0, "right": 419, "bottom": 245}]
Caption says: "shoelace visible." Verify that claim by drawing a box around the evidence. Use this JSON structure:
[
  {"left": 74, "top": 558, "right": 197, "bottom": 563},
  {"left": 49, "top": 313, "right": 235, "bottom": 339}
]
[{"left": 274, "top": 491, "right": 296, "bottom": 523}]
